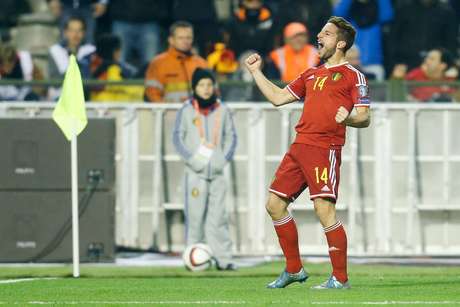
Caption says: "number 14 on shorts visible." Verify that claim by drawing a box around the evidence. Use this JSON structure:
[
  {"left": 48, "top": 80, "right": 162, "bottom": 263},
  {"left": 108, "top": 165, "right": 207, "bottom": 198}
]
[{"left": 315, "top": 167, "right": 328, "bottom": 184}]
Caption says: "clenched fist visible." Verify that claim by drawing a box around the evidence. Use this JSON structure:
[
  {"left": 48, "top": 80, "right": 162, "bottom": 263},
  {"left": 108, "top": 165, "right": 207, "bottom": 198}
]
[
  {"left": 245, "top": 53, "right": 262, "bottom": 73},
  {"left": 335, "top": 106, "right": 349, "bottom": 124}
]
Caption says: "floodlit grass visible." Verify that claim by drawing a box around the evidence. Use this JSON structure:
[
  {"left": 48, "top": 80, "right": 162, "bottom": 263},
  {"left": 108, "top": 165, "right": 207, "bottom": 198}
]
[{"left": 0, "top": 262, "right": 459, "bottom": 306}]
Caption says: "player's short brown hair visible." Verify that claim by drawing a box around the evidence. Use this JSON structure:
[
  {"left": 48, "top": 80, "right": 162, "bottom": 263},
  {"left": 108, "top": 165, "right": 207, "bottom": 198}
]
[{"left": 327, "top": 16, "right": 356, "bottom": 53}]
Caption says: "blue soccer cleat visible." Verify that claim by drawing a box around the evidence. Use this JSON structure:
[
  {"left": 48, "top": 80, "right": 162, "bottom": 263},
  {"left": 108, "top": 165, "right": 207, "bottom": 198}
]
[
  {"left": 266, "top": 268, "right": 309, "bottom": 288},
  {"left": 311, "top": 275, "right": 351, "bottom": 289}
]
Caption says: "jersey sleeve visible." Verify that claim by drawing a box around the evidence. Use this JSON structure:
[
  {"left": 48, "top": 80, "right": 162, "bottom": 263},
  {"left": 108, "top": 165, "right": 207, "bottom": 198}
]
[
  {"left": 349, "top": 68, "right": 370, "bottom": 107},
  {"left": 286, "top": 72, "right": 306, "bottom": 100}
]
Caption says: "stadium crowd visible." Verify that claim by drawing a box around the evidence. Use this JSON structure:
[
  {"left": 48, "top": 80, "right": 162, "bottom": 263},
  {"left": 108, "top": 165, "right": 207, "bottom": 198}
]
[{"left": 0, "top": 0, "right": 459, "bottom": 102}]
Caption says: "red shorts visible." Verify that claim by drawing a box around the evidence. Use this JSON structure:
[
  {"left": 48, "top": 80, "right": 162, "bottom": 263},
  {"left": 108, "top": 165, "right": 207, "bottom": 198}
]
[{"left": 269, "top": 143, "right": 341, "bottom": 202}]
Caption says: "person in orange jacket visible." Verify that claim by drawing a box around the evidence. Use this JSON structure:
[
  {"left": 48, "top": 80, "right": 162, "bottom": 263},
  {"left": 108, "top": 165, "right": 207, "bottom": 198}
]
[
  {"left": 269, "top": 22, "right": 319, "bottom": 83},
  {"left": 144, "top": 21, "right": 208, "bottom": 102}
]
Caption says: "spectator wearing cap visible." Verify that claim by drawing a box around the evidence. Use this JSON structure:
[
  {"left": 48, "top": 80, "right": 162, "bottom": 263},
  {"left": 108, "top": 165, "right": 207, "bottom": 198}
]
[{"left": 268, "top": 22, "right": 319, "bottom": 83}]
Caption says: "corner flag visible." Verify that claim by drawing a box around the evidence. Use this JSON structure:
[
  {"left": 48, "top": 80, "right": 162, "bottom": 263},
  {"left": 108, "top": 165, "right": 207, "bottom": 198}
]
[
  {"left": 52, "top": 54, "right": 87, "bottom": 278},
  {"left": 52, "top": 54, "right": 87, "bottom": 140}
]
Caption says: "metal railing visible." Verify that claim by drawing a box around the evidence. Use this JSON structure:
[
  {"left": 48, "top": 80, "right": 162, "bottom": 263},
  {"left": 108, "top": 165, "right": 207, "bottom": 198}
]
[{"left": 0, "top": 79, "right": 459, "bottom": 102}]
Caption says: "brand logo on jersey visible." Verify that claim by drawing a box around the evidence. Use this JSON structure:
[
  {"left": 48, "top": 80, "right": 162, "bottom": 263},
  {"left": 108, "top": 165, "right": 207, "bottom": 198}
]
[
  {"left": 332, "top": 72, "right": 342, "bottom": 81},
  {"left": 328, "top": 246, "right": 341, "bottom": 252},
  {"left": 191, "top": 188, "right": 200, "bottom": 198},
  {"left": 358, "top": 85, "right": 369, "bottom": 97},
  {"left": 307, "top": 75, "right": 315, "bottom": 80},
  {"left": 321, "top": 185, "right": 331, "bottom": 192}
]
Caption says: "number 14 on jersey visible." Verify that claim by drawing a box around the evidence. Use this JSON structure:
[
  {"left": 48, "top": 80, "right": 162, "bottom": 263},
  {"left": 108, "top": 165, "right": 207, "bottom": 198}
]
[{"left": 313, "top": 76, "right": 328, "bottom": 91}]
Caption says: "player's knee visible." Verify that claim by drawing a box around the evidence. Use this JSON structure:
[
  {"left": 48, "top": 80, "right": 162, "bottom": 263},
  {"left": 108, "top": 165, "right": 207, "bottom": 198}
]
[
  {"left": 313, "top": 198, "right": 336, "bottom": 223},
  {"left": 265, "top": 200, "right": 280, "bottom": 217},
  {"left": 266, "top": 193, "right": 289, "bottom": 218}
]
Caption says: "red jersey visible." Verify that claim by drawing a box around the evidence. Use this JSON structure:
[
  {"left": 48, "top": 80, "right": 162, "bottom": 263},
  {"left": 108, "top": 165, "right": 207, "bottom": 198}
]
[{"left": 286, "top": 62, "right": 370, "bottom": 149}]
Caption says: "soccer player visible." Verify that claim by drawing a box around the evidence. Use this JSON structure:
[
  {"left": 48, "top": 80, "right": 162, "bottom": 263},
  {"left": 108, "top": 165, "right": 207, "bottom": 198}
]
[{"left": 245, "top": 16, "right": 370, "bottom": 289}]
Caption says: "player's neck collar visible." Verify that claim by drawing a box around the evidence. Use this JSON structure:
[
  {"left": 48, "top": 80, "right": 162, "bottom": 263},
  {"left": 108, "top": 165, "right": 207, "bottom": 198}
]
[{"left": 325, "top": 61, "right": 349, "bottom": 69}]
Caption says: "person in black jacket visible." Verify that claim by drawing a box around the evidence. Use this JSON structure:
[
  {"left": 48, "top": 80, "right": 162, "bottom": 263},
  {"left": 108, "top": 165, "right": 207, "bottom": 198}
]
[
  {"left": 110, "top": 0, "right": 170, "bottom": 70},
  {"left": 226, "top": 0, "right": 276, "bottom": 58},
  {"left": 390, "top": 0, "right": 457, "bottom": 72}
]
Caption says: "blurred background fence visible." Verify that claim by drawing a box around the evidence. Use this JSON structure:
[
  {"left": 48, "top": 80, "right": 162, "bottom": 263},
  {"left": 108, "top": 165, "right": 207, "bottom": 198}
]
[{"left": 2, "top": 102, "right": 460, "bottom": 257}]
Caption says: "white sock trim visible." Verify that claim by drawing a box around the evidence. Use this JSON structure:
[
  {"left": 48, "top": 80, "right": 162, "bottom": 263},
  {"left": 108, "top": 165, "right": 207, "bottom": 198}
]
[
  {"left": 273, "top": 214, "right": 293, "bottom": 226},
  {"left": 323, "top": 220, "right": 342, "bottom": 233}
]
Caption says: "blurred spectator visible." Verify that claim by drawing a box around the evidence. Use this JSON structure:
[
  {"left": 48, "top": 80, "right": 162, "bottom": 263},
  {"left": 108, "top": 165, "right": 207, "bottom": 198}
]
[
  {"left": 268, "top": 22, "right": 319, "bottom": 83},
  {"left": 172, "top": 0, "right": 220, "bottom": 55},
  {"left": 0, "top": 0, "right": 31, "bottom": 42},
  {"left": 144, "top": 21, "right": 207, "bottom": 103},
  {"left": 110, "top": 0, "right": 169, "bottom": 70},
  {"left": 346, "top": 45, "right": 376, "bottom": 80},
  {"left": 334, "top": 0, "right": 393, "bottom": 81},
  {"left": 48, "top": 16, "right": 95, "bottom": 100},
  {"left": 48, "top": 16, "right": 95, "bottom": 78},
  {"left": 393, "top": 48, "right": 457, "bottom": 102},
  {"left": 207, "top": 43, "right": 238, "bottom": 81},
  {"left": 235, "top": 50, "right": 258, "bottom": 83},
  {"left": 276, "top": 0, "right": 332, "bottom": 46},
  {"left": 390, "top": 0, "right": 457, "bottom": 71},
  {"left": 90, "top": 34, "right": 142, "bottom": 102},
  {"left": 47, "top": 0, "right": 108, "bottom": 44},
  {"left": 0, "top": 43, "right": 44, "bottom": 101},
  {"left": 226, "top": 0, "right": 275, "bottom": 58}
]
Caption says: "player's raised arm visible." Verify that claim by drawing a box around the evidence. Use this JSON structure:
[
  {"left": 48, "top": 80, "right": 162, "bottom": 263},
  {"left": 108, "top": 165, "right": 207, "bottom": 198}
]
[
  {"left": 245, "top": 53, "right": 297, "bottom": 107},
  {"left": 335, "top": 106, "right": 370, "bottom": 128}
]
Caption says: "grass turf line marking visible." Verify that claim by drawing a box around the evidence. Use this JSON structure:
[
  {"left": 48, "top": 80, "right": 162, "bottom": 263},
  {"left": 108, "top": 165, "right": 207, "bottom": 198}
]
[
  {"left": 0, "top": 278, "right": 58, "bottom": 284},
  {"left": 311, "top": 302, "right": 460, "bottom": 305},
  {"left": 0, "top": 302, "right": 456, "bottom": 306},
  {"left": 22, "top": 303, "right": 256, "bottom": 306}
]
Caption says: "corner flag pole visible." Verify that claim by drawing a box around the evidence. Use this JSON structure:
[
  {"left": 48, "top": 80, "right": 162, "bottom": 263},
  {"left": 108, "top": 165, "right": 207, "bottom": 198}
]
[
  {"left": 71, "top": 121, "right": 80, "bottom": 277},
  {"left": 52, "top": 54, "right": 87, "bottom": 278}
]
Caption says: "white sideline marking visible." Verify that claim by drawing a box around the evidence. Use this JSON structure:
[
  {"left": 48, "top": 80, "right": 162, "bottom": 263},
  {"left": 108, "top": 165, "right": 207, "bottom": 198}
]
[
  {"left": 0, "top": 278, "right": 58, "bottom": 284},
  {"left": 0, "top": 302, "right": 457, "bottom": 306},
  {"left": 22, "top": 301, "right": 246, "bottom": 305},
  {"left": 311, "top": 302, "right": 460, "bottom": 305}
]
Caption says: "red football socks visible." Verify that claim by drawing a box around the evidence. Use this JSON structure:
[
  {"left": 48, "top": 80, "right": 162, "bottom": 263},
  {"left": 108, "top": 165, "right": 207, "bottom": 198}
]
[
  {"left": 273, "top": 214, "right": 302, "bottom": 273},
  {"left": 324, "top": 221, "right": 348, "bottom": 283}
]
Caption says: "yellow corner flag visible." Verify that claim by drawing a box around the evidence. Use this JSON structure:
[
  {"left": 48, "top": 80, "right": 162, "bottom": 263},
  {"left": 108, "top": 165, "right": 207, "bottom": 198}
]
[{"left": 52, "top": 54, "right": 87, "bottom": 140}]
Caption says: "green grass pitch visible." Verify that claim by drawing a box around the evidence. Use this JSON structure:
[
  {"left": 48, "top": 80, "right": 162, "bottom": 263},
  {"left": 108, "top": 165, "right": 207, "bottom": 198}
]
[{"left": 0, "top": 262, "right": 459, "bottom": 306}]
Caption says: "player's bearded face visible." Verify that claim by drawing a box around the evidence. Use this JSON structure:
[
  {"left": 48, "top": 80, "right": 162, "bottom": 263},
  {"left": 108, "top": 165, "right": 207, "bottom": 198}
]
[
  {"left": 317, "top": 23, "right": 340, "bottom": 61},
  {"left": 318, "top": 41, "right": 337, "bottom": 61}
]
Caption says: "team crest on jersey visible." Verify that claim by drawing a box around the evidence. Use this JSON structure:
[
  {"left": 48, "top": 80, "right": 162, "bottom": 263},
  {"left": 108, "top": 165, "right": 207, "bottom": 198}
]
[
  {"left": 193, "top": 117, "right": 201, "bottom": 126},
  {"left": 191, "top": 188, "right": 200, "bottom": 198},
  {"left": 358, "top": 85, "right": 369, "bottom": 97},
  {"left": 332, "top": 72, "right": 342, "bottom": 81}
]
